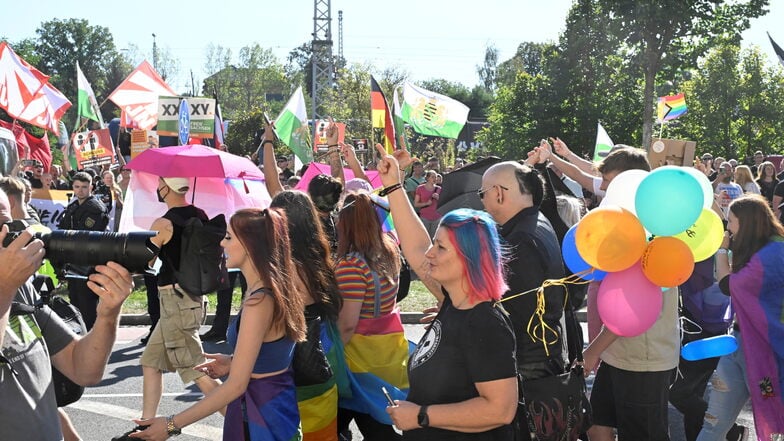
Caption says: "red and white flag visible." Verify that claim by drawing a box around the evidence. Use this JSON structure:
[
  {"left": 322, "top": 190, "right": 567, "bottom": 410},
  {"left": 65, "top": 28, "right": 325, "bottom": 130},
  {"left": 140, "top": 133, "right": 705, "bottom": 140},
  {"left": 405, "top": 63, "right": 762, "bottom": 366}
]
[
  {"left": 0, "top": 42, "right": 71, "bottom": 134},
  {"left": 108, "top": 60, "right": 175, "bottom": 130}
]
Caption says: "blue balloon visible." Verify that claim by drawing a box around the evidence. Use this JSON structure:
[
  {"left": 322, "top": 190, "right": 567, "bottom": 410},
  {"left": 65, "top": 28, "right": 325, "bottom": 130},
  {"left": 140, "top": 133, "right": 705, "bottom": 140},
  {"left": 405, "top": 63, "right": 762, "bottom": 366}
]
[
  {"left": 635, "top": 166, "right": 704, "bottom": 236},
  {"left": 681, "top": 334, "right": 738, "bottom": 361},
  {"left": 562, "top": 225, "right": 607, "bottom": 281}
]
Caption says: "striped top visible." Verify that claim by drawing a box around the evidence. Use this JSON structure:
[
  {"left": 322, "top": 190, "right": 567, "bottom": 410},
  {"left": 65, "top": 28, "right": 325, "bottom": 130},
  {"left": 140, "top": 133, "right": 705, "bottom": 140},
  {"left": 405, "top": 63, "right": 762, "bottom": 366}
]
[{"left": 335, "top": 254, "right": 399, "bottom": 319}]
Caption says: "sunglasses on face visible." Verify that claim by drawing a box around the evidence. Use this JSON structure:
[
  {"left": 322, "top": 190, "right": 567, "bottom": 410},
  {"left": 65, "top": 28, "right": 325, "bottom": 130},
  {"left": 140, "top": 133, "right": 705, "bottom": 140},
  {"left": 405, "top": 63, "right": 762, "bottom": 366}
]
[{"left": 477, "top": 184, "right": 509, "bottom": 200}]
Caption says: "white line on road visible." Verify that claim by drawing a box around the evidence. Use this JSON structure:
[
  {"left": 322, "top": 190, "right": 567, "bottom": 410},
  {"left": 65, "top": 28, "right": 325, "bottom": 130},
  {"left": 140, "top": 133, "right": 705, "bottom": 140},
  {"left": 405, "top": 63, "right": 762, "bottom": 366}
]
[{"left": 67, "top": 399, "right": 223, "bottom": 440}]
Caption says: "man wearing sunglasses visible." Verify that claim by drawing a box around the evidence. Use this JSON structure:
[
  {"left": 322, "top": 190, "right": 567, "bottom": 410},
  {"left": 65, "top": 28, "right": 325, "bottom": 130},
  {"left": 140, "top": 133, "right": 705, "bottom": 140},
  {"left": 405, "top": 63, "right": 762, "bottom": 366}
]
[{"left": 480, "top": 162, "right": 567, "bottom": 381}]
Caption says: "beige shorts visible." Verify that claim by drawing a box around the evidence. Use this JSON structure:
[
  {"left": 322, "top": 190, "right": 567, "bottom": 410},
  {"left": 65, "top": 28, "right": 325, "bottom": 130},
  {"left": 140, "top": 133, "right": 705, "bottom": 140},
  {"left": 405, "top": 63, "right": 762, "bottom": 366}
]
[{"left": 140, "top": 285, "right": 207, "bottom": 384}]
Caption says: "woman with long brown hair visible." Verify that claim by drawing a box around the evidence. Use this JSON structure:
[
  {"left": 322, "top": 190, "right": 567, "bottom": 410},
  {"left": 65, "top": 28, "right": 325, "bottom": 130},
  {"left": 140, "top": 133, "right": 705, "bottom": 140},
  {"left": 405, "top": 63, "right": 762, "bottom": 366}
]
[
  {"left": 335, "top": 191, "right": 407, "bottom": 440},
  {"left": 133, "top": 208, "right": 306, "bottom": 441},
  {"left": 697, "top": 195, "right": 784, "bottom": 441}
]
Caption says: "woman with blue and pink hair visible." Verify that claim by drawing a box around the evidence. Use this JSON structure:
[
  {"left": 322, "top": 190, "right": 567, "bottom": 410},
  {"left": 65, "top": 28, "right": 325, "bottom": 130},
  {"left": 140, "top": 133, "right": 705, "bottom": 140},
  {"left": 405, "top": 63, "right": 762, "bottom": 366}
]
[{"left": 376, "top": 145, "right": 518, "bottom": 441}]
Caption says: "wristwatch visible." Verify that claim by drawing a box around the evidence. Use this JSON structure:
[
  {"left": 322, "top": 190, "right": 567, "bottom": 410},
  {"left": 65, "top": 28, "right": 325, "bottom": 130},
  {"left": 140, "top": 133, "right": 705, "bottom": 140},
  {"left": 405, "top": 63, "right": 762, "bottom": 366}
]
[
  {"left": 166, "top": 415, "right": 182, "bottom": 436},
  {"left": 417, "top": 405, "right": 430, "bottom": 428}
]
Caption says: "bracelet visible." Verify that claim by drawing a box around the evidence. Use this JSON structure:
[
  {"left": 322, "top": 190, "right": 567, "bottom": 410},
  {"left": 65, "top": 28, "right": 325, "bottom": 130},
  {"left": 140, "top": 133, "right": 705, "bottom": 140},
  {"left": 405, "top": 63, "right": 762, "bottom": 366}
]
[
  {"left": 327, "top": 144, "right": 339, "bottom": 148},
  {"left": 716, "top": 248, "right": 729, "bottom": 255},
  {"left": 261, "top": 140, "right": 274, "bottom": 146},
  {"left": 378, "top": 183, "right": 402, "bottom": 197}
]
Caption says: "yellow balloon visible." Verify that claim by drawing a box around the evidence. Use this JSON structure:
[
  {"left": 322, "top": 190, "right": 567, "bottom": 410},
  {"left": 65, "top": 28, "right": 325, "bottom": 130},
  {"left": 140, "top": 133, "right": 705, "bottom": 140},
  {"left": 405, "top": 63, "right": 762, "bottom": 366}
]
[
  {"left": 673, "top": 209, "right": 724, "bottom": 262},
  {"left": 575, "top": 206, "right": 647, "bottom": 272}
]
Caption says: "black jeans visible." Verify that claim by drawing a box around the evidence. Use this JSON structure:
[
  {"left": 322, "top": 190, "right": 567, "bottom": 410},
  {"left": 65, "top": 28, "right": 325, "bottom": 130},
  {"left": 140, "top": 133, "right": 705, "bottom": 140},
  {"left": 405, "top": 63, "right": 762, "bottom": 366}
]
[
  {"left": 211, "top": 271, "right": 246, "bottom": 334},
  {"left": 68, "top": 278, "right": 98, "bottom": 330},
  {"left": 338, "top": 408, "right": 401, "bottom": 441},
  {"left": 669, "top": 329, "right": 722, "bottom": 441},
  {"left": 143, "top": 273, "right": 160, "bottom": 329}
]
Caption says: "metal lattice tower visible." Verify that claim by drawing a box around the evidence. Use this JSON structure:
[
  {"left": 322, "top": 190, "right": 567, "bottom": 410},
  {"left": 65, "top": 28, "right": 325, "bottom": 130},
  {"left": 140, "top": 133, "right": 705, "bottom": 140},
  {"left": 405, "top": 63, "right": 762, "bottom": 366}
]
[
  {"left": 338, "top": 10, "right": 344, "bottom": 65},
  {"left": 311, "top": 0, "right": 334, "bottom": 121}
]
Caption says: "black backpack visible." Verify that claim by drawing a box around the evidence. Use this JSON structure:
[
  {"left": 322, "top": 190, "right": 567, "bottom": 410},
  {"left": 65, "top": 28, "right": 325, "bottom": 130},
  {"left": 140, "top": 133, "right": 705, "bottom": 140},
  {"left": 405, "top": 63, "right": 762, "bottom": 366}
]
[{"left": 164, "top": 212, "right": 227, "bottom": 295}]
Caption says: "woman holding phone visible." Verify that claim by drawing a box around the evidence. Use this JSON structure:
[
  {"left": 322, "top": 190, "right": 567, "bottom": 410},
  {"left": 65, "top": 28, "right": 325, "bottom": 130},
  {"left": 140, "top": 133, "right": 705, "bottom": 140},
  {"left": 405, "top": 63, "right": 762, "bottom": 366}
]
[{"left": 376, "top": 145, "right": 518, "bottom": 440}]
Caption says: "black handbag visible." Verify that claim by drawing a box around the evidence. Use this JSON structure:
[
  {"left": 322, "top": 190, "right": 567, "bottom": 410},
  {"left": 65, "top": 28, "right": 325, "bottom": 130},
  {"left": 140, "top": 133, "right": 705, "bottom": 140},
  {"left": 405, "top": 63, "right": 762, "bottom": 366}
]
[
  {"left": 521, "top": 365, "right": 592, "bottom": 441},
  {"left": 519, "top": 301, "right": 592, "bottom": 441},
  {"left": 292, "top": 315, "right": 333, "bottom": 386}
]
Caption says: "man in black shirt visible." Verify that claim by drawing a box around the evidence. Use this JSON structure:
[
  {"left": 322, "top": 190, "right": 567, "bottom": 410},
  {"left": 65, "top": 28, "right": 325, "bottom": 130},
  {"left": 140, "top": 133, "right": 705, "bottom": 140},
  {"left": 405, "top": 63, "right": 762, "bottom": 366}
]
[
  {"left": 117, "top": 176, "right": 220, "bottom": 440},
  {"left": 57, "top": 172, "right": 108, "bottom": 330},
  {"left": 481, "top": 161, "right": 567, "bottom": 379}
]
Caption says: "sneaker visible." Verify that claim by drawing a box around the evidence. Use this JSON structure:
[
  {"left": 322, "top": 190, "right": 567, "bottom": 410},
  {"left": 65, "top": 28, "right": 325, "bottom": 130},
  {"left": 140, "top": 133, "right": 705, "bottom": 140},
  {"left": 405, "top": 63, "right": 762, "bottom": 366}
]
[
  {"left": 112, "top": 425, "right": 146, "bottom": 441},
  {"left": 726, "top": 424, "right": 749, "bottom": 441}
]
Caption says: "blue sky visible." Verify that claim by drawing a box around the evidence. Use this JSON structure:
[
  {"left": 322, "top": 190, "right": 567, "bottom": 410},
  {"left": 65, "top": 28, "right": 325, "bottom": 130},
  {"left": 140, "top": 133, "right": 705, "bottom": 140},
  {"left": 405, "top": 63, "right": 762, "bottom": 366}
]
[{"left": 2, "top": 0, "right": 782, "bottom": 94}]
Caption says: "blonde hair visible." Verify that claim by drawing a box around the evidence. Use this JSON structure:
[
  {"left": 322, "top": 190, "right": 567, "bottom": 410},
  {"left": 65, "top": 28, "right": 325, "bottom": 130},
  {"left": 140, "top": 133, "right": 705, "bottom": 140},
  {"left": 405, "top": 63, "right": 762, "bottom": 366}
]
[{"left": 734, "top": 165, "right": 759, "bottom": 193}]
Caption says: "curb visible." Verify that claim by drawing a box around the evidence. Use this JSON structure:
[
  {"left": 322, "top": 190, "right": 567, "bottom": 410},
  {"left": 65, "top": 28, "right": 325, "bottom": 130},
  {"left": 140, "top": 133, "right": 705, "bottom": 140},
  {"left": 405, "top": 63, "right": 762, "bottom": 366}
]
[{"left": 119, "top": 309, "right": 588, "bottom": 326}]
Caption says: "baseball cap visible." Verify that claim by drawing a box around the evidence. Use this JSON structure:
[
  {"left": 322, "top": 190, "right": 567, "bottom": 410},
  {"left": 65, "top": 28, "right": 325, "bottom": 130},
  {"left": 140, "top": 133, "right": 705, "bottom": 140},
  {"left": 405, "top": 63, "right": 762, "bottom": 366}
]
[{"left": 162, "top": 177, "right": 190, "bottom": 194}]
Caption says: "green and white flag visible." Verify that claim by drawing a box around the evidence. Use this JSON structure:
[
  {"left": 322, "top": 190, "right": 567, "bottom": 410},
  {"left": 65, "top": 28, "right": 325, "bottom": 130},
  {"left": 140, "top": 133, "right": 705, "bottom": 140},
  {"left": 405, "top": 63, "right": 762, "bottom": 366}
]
[
  {"left": 76, "top": 62, "right": 104, "bottom": 128},
  {"left": 593, "top": 122, "right": 614, "bottom": 161},
  {"left": 274, "top": 86, "right": 312, "bottom": 163},
  {"left": 400, "top": 82, "right": 469, "bottom": 138}
]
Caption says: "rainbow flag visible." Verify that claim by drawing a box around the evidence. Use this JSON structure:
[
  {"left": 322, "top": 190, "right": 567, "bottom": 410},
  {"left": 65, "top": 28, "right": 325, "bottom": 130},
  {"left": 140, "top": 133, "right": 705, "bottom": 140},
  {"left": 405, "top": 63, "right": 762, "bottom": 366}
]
[
  {"left": 339, "top": 309, "right": 410, "bottom": 425},
  {"left": 657, "top": 93, "right": 687, "bottom": 122},
  {"left": 224, "top": 371, "right": 302, "bottom": 441},
  {"left": 296, "top": 321, "right": 345, "bottom": 441},
  {"left": 370, "top": 193, "right": 395, "bottom": 234}
]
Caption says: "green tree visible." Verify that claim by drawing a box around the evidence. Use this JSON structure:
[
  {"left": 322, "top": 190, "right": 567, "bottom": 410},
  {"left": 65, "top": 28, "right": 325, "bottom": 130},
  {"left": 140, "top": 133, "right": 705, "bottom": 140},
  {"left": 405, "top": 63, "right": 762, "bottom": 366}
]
[
  {"left": 477, "top": 44, "right": 499, "bottom": 91},
  {"left": 596, "top": 0, "right": 769, "bottom": 149}
]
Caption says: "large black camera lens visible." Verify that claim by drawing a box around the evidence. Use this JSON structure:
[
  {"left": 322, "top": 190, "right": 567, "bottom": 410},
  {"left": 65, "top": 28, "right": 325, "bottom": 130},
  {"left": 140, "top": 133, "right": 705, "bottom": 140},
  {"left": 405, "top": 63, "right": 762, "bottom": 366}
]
[{"left": 42, "top": 231, "right": 159, "bottom": 273}]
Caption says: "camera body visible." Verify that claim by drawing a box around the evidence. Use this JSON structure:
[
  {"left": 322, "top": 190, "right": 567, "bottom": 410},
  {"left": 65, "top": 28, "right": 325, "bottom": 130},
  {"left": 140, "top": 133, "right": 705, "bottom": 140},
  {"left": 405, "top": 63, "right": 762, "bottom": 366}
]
[{"left": 3, "top": 220, "right": 160, "bottom": 274}]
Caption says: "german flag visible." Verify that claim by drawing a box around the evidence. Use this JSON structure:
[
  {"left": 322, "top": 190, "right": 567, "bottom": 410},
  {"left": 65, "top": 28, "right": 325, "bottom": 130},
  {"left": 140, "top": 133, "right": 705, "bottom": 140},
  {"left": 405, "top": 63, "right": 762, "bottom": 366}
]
[{"left": 370, "top": 76, "right": 396, "bottom": 153}]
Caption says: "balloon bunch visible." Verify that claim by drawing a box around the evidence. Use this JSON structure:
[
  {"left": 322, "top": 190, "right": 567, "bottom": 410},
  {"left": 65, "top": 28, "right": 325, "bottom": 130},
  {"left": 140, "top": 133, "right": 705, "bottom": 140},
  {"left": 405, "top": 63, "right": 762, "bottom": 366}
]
[{"left": 562, "top": 166, "right": 724, "bottom": 337}]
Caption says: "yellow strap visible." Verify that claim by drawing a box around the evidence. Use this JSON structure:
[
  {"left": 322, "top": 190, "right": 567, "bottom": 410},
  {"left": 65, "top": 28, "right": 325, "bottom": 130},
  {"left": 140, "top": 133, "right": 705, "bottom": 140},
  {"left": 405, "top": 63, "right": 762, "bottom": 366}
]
[{"left": 496, "top": 268, "right": 595, "bottom": 356}]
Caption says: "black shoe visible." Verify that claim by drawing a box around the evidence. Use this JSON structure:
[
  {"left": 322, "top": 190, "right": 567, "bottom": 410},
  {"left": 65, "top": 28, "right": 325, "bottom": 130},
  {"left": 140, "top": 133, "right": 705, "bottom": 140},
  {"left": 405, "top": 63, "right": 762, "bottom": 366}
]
[
  {"left": 112, "top": 425, "right": 146, "bottom": 441},
  {"left": 140, "top": 331, "right": 152, "bottom": 345},
  {"left": 726, "top": 424, "right": 749, "bottom": 441},
  {"left": 200, "top": 328, "right": 227, "bottom": 342}
]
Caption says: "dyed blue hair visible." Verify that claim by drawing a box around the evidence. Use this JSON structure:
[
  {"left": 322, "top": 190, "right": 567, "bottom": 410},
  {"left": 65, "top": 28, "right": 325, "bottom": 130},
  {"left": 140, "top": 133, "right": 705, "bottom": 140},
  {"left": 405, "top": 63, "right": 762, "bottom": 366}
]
[{"left": 438, "top": 209, "right": 508, "bottom": 302}]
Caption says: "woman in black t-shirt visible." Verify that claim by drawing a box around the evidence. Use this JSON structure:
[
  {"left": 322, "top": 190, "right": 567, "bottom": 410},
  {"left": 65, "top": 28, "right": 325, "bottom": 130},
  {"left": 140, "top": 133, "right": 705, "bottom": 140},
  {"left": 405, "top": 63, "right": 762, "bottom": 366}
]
[{"left": 375, "top": 147, "right": 518, "bottom": 440}]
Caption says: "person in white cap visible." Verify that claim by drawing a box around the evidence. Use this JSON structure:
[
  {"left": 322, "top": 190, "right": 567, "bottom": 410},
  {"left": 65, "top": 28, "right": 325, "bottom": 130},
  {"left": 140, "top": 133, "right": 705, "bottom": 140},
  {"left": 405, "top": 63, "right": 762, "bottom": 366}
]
[{"left": 114, "top": 177, "right": 221, "bottom": 440}]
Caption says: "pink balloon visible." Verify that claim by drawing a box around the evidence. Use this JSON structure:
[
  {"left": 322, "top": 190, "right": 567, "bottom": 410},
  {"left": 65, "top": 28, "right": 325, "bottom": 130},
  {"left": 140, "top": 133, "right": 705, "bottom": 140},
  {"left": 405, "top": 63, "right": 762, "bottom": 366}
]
[{"left": 597, "top": 262, "right": 663, "bottom": 337}]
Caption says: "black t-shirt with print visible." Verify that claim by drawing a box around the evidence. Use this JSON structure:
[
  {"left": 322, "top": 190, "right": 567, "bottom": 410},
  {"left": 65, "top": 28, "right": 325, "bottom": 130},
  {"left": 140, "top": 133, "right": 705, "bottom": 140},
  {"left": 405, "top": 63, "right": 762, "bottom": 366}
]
[{"left": 404, "top": 294, "right": 517, "bottom": 441}]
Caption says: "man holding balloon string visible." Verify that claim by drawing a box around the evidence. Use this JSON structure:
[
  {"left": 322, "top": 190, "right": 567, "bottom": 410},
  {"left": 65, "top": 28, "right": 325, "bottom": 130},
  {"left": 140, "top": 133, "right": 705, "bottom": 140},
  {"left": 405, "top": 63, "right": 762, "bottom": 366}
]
[{"left": 562, "top": 147, "right": 684, "bottom": 441}]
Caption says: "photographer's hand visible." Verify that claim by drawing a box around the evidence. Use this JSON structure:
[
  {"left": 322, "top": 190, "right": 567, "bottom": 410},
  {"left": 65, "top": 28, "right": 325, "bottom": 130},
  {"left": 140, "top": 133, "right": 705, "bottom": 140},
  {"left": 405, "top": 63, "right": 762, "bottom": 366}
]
[
  {"left": 90, "top": 261, "right": 133, "bottom": 315},
  {"left": 0, "top": 226, "right": 45, "bottom": 348}
]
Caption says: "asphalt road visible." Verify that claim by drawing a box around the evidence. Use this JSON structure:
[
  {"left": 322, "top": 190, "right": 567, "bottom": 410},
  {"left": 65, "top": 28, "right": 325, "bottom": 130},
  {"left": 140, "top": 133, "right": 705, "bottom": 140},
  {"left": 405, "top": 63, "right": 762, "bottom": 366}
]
[{"left": 60, "top": 324, "right": 754, "bottom": 441}]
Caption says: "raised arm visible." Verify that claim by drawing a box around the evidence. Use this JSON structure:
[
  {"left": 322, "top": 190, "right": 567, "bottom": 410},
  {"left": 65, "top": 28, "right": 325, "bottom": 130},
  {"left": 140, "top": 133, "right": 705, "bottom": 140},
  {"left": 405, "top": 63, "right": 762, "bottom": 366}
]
[
  {"left": 376, "top": 144, "right": 442, "bottom": 300},
  {"left": 261, "top": 120, "right": 284, "bottom": 197},
  {"left": 551, "top": 137, "right": 597, "bottom": 175},
  {"left": 538, "top": 145, "right": 598, "bottom": 194},
  {"left": 341, "top": 142, "right": 370, "bottom": 183}
]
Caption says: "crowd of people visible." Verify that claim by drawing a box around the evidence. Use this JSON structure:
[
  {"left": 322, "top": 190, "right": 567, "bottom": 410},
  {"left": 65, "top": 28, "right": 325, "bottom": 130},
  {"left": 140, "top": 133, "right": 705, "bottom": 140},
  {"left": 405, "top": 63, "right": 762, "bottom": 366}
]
[{"left": 3, "top": 126, "right": 784, "bottom": 441}]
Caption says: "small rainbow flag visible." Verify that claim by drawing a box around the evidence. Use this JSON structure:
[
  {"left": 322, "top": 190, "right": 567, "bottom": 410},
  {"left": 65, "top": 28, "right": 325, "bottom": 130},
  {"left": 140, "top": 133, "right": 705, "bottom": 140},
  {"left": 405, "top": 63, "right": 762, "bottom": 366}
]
[{"left": 657, "top": 93, "right": 688, "bottom": 122}]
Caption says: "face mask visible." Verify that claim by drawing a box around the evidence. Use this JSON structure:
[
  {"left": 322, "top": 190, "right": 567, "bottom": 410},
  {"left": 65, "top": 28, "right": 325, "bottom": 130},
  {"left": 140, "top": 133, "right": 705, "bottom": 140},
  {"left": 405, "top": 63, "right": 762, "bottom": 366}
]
[{"left": 156, "top": 186, "right": 168, "bottom": 203}]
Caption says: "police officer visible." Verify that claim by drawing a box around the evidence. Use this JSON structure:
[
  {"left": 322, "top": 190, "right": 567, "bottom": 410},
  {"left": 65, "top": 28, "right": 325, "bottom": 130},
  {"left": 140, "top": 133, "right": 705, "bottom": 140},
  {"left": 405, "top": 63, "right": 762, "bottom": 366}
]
[{"left": 58, "top": 171, "right": 108, "bottom": 330}]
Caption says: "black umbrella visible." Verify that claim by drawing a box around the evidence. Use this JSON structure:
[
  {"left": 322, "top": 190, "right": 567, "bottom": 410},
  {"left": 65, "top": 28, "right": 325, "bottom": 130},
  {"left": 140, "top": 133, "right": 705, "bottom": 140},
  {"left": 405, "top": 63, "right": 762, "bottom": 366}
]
[{"left": 437, "top": 156, "right": 502, "bottom": 215}]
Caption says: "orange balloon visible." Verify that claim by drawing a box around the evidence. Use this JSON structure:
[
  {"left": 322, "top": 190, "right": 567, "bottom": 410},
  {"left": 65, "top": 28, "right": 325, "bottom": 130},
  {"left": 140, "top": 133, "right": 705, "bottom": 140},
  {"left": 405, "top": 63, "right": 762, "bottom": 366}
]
[
  {"left": 641, "top": 237, "right": 695, "bottom": 287},
  {"left": 575, "top": 206, "right": 647, "bottom": 272}
]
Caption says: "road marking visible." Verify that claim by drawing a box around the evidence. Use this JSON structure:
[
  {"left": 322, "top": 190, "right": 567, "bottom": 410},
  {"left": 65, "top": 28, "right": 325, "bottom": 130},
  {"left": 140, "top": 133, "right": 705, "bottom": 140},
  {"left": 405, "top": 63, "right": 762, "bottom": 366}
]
[{"left": 67, "top": 399, "right": 223, "bottom": 440}]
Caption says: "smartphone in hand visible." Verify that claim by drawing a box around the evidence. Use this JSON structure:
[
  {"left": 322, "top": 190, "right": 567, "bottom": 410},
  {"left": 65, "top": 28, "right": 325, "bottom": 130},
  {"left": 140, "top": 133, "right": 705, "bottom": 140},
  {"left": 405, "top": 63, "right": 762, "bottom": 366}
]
[{"left": 382, "top": 387, "right": 396, "bottom": 407}]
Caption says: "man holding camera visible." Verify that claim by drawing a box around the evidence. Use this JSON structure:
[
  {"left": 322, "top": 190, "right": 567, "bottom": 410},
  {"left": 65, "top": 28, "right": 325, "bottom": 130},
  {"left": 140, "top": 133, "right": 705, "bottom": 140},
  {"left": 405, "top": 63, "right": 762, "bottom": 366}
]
[
  {"left": 0, "top": 188, "right": 134, "bottom": 441},
  {"left": 58, "top": 171, "right": 109, "bottom": 330}
]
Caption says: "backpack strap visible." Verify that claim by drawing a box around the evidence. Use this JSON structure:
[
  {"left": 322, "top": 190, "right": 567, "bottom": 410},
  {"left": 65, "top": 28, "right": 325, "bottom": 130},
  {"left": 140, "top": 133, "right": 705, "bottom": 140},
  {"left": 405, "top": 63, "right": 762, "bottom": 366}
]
[{"left": 348, "top": 252, "right": 383, "bottom": 318}]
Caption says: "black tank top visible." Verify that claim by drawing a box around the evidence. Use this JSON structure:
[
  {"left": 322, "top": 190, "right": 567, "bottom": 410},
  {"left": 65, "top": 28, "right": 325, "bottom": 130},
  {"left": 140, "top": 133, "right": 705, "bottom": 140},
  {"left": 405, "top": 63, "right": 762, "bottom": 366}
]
[{"left": 158, "top": 205, "right": 208, "bottom": 286}]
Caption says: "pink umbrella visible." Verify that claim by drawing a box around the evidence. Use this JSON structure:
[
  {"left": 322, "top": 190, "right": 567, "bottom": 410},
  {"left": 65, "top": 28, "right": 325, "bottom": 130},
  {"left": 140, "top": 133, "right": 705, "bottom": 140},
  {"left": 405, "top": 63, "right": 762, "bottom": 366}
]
[
  {"left": 126, "top": 144, "right": 263, "bottom": 179},
  {"left": 294, "top": 162, "right": 382, "bottom": 191}
]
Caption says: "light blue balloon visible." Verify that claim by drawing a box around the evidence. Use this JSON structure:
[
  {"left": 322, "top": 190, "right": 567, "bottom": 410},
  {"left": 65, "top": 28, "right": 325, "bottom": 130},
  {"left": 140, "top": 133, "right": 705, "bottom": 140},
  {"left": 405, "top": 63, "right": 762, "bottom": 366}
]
[
  {"left": 635, "top": 166, "right": 703, "bottom": 236},
  {"left": 681, "top": 334, "right": 738, "bottom": 361},
  {"left": 562, "top": 224, "right": 607, "bottom": 281}
]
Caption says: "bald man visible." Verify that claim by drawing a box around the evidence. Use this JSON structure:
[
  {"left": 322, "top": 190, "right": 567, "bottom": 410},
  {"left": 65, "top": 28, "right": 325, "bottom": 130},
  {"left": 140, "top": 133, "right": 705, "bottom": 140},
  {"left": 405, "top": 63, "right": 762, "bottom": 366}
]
[{"left": 480, "top": 162, "right": 567, "bottom": 379}]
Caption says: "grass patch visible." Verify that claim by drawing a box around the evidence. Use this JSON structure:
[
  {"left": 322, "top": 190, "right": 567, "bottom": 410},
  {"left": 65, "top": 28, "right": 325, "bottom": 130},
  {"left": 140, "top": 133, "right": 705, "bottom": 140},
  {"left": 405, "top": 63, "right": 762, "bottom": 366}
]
[{"left": 112, "top": 278, "right": 438, "bottom": 315}]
